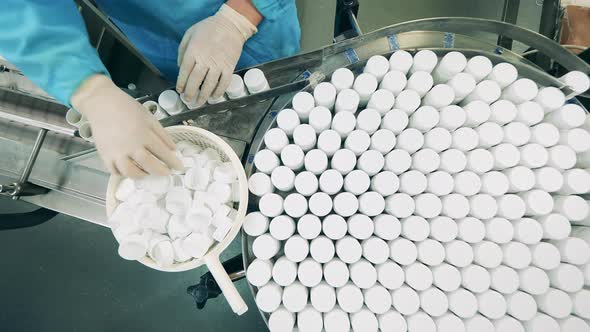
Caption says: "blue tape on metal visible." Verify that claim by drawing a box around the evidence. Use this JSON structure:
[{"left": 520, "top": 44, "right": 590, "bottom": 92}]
[
  {"left": 345, "top": 48, "right": 359, "bottom": 64},
  {"left": 247, "top": 154, "right": 254, "bottom": 163},
  {"left": 388, "top": 34, "right": 400, "bottom": 51},
  {"left": 302, "top": 70, "right": 311, "bottom": 79},
  {"left": 443, "top": 32, "right": 455, "bottom": 48},
  {"left": 494, "top": 47, "right": 504, "bottom": 55},
  {"left": 270, "top": 111, "right": 277, "bottom": 118}
]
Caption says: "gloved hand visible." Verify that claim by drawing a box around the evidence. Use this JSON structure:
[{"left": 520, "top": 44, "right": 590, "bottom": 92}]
[
  {"left": 71, "top": 74, "right": 183, "bottom": 178},
  {"left": 176, "top": 4, "right": 258, "bottom": 107}
]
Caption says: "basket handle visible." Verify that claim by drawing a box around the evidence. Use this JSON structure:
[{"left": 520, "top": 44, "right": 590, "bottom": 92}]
[{"left": 204, "top": 253, "right": 248, "bottom": 315}]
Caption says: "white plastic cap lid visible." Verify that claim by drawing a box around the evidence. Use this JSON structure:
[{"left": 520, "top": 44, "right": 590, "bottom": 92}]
[
  {"left": 344, "top": 169, "right": 371, "bottom": 195},
  {"left": 380, "top": 70, "right": 407, "bottom": 95},
  {"left": 438, "top": 105, "right": 466, "bottom": 131},
  {"left": 426, "top": 171, "right": 455, "bottom": 196},
  {"left": 292, "top": 91, "right": 316, "bottom": 120},
  {"left": 243, "top": 68, "right": 268, "bottom": 93},
  {"left": 313, "top": 82, "right": 337, "bottom": 109},
  {"left": 394, "top": 89, "right": 421, "bottom": 114},
  {"left": 516, "top": 101, "right": 544, "bottom": 126},
  {"left": 364, "top": 55, "right": 390, "bottom": 80},
  {"left": 331, "top": 67, "right": 355, "bottom": 92},
  {"left": 384, "top": 149, "right": 412, "bottom": 175},
  {"left": 332, "top": 111, "right": 357, "bottom": 137},
  {"left": 304, "top": 149, "right": 328, "bottom": 175},
  {"left": 465, "top": 55, "right": 493, "bottom": 81},
  {"left": 335, "top": 88, "right": 360, "bottom": 113},
  {"left": 389, "top": 50, "right": 413, "bottom": 73},
  {"left": 381, "top": 109, "right": 409, "bottom": 134},
  {"left": 423, "top": 127, "right": 453, "bottom": 153},
  {"left": 411, "top": 49, "right": 438, "bottom": 73},
  {"left": 344, "top": 130, "right": 371, "bottom": 156}
]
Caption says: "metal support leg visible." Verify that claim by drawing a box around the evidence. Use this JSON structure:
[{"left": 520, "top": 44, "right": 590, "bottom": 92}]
[
  {"left": 497, "top": 0, "right": 521, "bottom": 50},
  {"left": 536, "top": 0, "right": 562, "bottom": 71}
]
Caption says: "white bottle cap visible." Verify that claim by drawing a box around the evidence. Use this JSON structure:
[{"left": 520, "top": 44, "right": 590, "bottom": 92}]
[
  {"left": 349, "top": 259, "right": 377, "bottom": 289},
  {"left": 524, "top": 314, "right": 559, "bottom": 332},
  {"left": 381, "top": 109, "right": 409, "bottom": 134},
  {"left": 461, "top": 80, "right": 501, "bottom": 105},
  {"left": 323, "top": 258, "right": 349, "bottom": 288},
  {"left": 353, "top": 73, "right": 378, "bottom": 105},
  {"left": 417, "top": 239, "right": 445, "bottom": 266},
  {"left": 517, "top": 266, "right": 549, "bottom": 296},
  {"left": 336, "top": 283, "right": 364, "bottom": 313},
  {"left": 330, "top": 149, "right": 356, "bottom": 176},
  {"left": 489, "top": 99, "right": 518, "bottom": 125},
  {"left": 404, "top": 262, "right": 434, "bottom": 291},
  {"left": 465, "top": 55, "right": 493, "bottom": 82},
  {"left": 463, "top": 100, "right": 491, "bottom": 127},
  {"left": 276, "top": 108, "right": 300, "bottom": 136},
  {"left": 284, "top": 235, "right": 310, "bottom": 263},
  {"left": 423, "top": 128, "right": 452, "bottom": 154},
  {"left": 461, "top": 265, "right": 491, "bottom": 293},
  {"left": 397, "top": 129, "right": 425, "bottom": 155},
  {"left": 358, "top": 191, "right": 386, "bottom": 217},
  {"left": 440, "top": 149, "right": 467, "bottom": 174},
  {"left": 293, "top": 124, "right": 317, "bottom": 151},
  {"left": 572, "top": 289, "right": 590, "bottom": 320},
  {"left": 370, "top": 171, "right": 399, "bottom": 197},
  {"left": 369, "top": 215, "right": 400, "bottom": 243},
  {"left": 497, "top": 194, "right": 526, "bottom": 220},
  {"left": 270, "top": 165, "right": 295, "bottom": 192},
  {"left": 367, "top": 89, "right": 395, "bottom": 116},
  {"left": 401, "top": 215, "right": 430, "bottom": 242},
  {"left": 344, "top": 130, "right": 371, "bottom": 157},
  {"left": 272, "top": 256, "right": 298, "bottom": 286},
  {"left": 343, "top": 169, "right": 371, "bottom": 195},
  {"left": 297, "top": 214, "right": 322, "bottom": 240},
  {"left": 534, "top": 288, "right": 572, "bottom": 319},
  {"left": 292, "top": 91, "right": 315, "bottom": 121},
  {"left": 364, "top": 55, "right": 390, "bottom": 81},
  {"left": 503, "top": 122, "right": 531, "bottom": 147},
  {"left": 310, "top": 281, "right": 336, "bottom": 313},
  {"left": 445, "top": 240, "right": 474, "bottom": 267},
  {"left": 502, "top": 241, "right": 532, "bottom": 269},
  {"left": 358, "top": 150, "right": 385, "bottom": 176},
  {"left": 348, "top": 214, "right": 375, "bottom": 240},
  {"left": 310, "top": 106, "right": 332, "bottom": 134},
  {"left": 448, "top": 288, "right": 478, "bottom": 318},
  {"left": 318, "top": 169, "right": 344, "bottom": 195},
  {"left": 560, "top": 128, "right": 590, "bottom": 153},
  {"left": 520, "top": 189, "right": 554, "bottom": 216},
  {"left": 332, "top": 111, "right": 356, "bottom": 139},
  {"left": 420, "top": 287, "right": 449, "bottom": 317},
  {"left": 159, "top": 90, "right": 186, "bottom": 114},
  {"left": 425, "top": 172, "right": 454, "bottom": 198},
  {"left": 226, "top": 74, "right": 248, "bottom": 99},
  {"left": 255, "top": 282, "right": 283, "bottom": 313},
  {"left": 363, "top": 285, "right": 393, "bottom": 315},
  {"left": 476, "top": 122, "right": 504, "bottom": 149},
  {"left": 389, "top": 50, "right": 413, "bottom": 73},
  {"left": 433, "top": 51, "right": 468, "bottom": 83},
  {"left": 243, "top": 212, "right": 269, "bottom": 237},
  {"left": 410, "top": 106, "right": 440, "bottom": 133},
  {"left": 410, "top": 50, "right": 438, "bottom": 74},
  {"left": 548, "top": 263, "right": 584, "bottom": 293},
  {"left": 384, "top": 149, "right": 412, "bottom": 175},
  {"left": 441, "top": 193, "right": 470, "bottom": 219},
  {"left": 380, "top": 70, "right": 408, "bottom": 95},
  {"left": 394, "top": 89, "right": 421, "bottom": 114},
  {"left": 490, "top": 265, "right": 520, "bottom": 294},
  {"left": 351, "top": 309, "right": 379, "bottom": 332},
  {"left": 452, "top": 127, "right": 479, "bottom": 152},
  {"left": 323, "top": 308, "right": 350, "bottom": 332},
  {"left": 436, "top": 314, "right": 467, "bottom": 332},
  {"left": 519, "top": 143, "right": 549, "bottom": 168},
  {"left": 259, "top": 193, "right": 284, "bottom": 217},
  {"left": 248, "top": 172, "right": 274, "bottom": 197},
  {"left": 304, "top": 149, "right": 328, "bottom": 175},
  {"left": 379, "top": 312, "right": 407, "bottom": 332},
  {"left": 336, "top": 236, "right": 362, "bottom": 264},
  {"left": 547, "top": 145, "right": 577, "bottom": 170},
  {"left": 534, "top": 87, "right": 565, "bottom": 111},
  {"left": 559, "top": 70, "right": 590, "bottom": 95},
  {"left": 376, "top": 261, "right": 404, "bottom": 289},
  {"left": 559, "top": 168, "right": 590, "bottom": 194},
  {"left": 512, "top": 218, "right": 543, "bottom": 244},
  {"left": 334, "top": 88, "right": 360, "bottom": 113},
  {"left": 468, "top": 194, "right": 497, "bottom": 220},
  {"left": 423, "top": 84, "right": 455, "bottom": 108},
  {"left": 385, "top": 193, "right": 415, "bottom": 218},
  {"left": 558, "top": 316, "right": 590, "bottom": 332},
  {"left": 530, "top": 241, "right": 561, "bottom": 270},
  {"left": 399, "top": 170, "right": 427, "bottom": 196},
  {"left": 414, "top": 193, "right": 443, "bottom": 219},
  {"left": 491, "top": 143, "right": 520, "bottom": 170},
  {"left": 429, "top": 216, "right": 458, "bottom": 243},
  {"left": 244, "top": 68, "right": 269, "bottom": 93},
  {"left": 502, "top": 79, "right": 538, "bottom": 105},
  {"left": 473, "top": 241, "right": 503, "bottom": 268},
  {"left": 370, "top": 129, "right": 396, "bottom": 154},
  {"left": 254, "top": 149, "right": 280, "bottom": 174},
  {"left": 331, "top": 67, "right": 355, "bottom": 92},
  {"left": 317, "top": 130, "right": 341, "bottom": 157},
  {"left": 407, "top": 71, "right": 434, "bottom": 97},
  {"left": 294, "top": 171, "right": 319, "bottom": 197},
  {"left": 486, "top": 62, "right": 518, "bottom": 88},
  {"left": 432, "top": 263, "right": 462, "bottom": 292},
  {"left": 356, "top": 109, "right": 382, "bottom": 134},
  {"left": 297, "top": 258, "right": 323, "bottom": 287},
  {"left": 263, "top": 128, "right": 289, "bottom": 155},
  {"left": 548, "top": 104, "right": 587, "bottom": 129},
  {"left": 282, "top": 281, "right": 309, "bottom": 313},
  {"left": 297, "top": 306, "right": 323, "bottom": 332},
  {"left": 390, "top": 237, "right": 418, "bottom": 265},
  {"left": 529, "top": 123, "right": 559, "bottom": 148},
  {"left": 392, "top": 285, "right": 421, "bottom": 315},
  {"left": 516, "top": 101, "right": 544, "bottom": 126},
  {"left": 476, "top": 290, "right": 507, "bottom": 319},
  {"left": 281, "top": 144, "right": 305, "bottom": 170},
  {"left": 269, "top": 215, "right": 296, "bottom": 241},
  {"left": 439, "top": 105, "right": 467, "bottom": 131},
  {"left": 247, "top": 259, "right": 273, "bottom": 287},
  {"left": 284, "top": 193, "right": 309, "bottom": 218},
  {"left": 456, "top": 217, "right": 486, "bottom": 243},
  {"left": 505, "top": 166, "right": 536, "bottom": 192},
  {"left": 552, "top": 236, "right": 590, "bottom": 265},
  {"left": 465, "top": 149, "right": 494, "bottom": 174},
  {"left": 449, "top": 72, "right": 477, "bottom": 103},
  {"left": 310, "top": 236, "right": 336, "bottom": 264},
  {"left": 308, "top": 192, "right": 332, "bottom": 217},
  {"left": 332, "top": 192, "right": 359, "bottom": 218}
]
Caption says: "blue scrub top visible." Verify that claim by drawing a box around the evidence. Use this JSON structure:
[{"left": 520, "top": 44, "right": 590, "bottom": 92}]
[{"left": 0, "top": 0, "right": 301, "bottom": 106}]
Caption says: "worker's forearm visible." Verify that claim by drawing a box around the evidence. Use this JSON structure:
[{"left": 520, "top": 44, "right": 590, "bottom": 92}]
[{"left": 226, "top": 0, "right": 263, "bottom": 26}]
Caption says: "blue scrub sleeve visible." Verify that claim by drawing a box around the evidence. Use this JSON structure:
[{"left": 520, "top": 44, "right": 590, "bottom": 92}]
[
  {"left": 0, "top": 1, "right": 109, "bottom": 106},
  {"left": 251, "top": 0, "right": 293, "bottom": 20}
]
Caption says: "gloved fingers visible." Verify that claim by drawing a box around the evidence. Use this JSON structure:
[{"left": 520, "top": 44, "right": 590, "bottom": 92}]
[
  {"left": 105, "top": 160, "right": 121, "bottom": 176},
  {"left": 177, "top": 32, "right": 192, "bottom": 67},
  {"left": 116, "top": 157, "right": 149, "bottom": 179},
  {"left": 148, "top": 119, "right": 176, "bottom": 150},
  {"left": 212, "top": 70, "right": 232, "bottom": 99},
  {"left": 197, "top": 68, "right": 221, "bottom": 106},
  {"left": 185, "top": 63, "right": 208, "bottom": 101},
  {"left": 176, "top": 58, "right": 195, "bottom": 94},
  {"left": 146, "top": 133, "right": 184, "bottom": 171},
  {"left": 132, "top": 148, "right": 170, "bottom": 176}
]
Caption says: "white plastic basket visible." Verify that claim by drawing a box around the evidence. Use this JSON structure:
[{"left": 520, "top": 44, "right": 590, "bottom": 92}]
[{"left": 106, "top": 125, "right": 249, "bottom": 315}]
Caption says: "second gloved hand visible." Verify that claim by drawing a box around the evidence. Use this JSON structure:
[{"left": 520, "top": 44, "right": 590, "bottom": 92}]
[
  {"left": 176, "top": 4, "right": 258, "bottom": 107},
  {"left": 72, "top": 74, "right": 183, "bottom": 178}
]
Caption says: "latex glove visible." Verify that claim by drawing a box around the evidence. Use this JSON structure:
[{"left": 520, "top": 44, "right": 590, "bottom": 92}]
[
  {"left": 71, "top": 74, "right": 183, "bottom": 178},
  {"left": 176, "top": 4, "right": 257, "bottom": 107}
]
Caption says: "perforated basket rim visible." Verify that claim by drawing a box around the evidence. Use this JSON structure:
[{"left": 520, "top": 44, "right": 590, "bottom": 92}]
[{"left": 106, "top": 125, "right": 248, "bottom": 272}]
